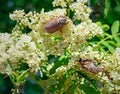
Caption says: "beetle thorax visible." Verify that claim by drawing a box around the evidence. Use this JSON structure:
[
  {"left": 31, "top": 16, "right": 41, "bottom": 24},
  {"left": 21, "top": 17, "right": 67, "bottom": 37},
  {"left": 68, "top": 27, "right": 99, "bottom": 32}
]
[{"left": 58, "top": 17, "right": 67, "bottom": 25}]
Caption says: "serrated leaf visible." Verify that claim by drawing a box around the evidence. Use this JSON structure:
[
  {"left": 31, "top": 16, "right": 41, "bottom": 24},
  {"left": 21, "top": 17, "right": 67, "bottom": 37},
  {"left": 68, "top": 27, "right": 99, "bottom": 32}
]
[
  {"left": 104, "top": 0, "right": 110, "bottom": 18},
  {"left": 111, "top": 20, "right": 119, "bottom": 34}
]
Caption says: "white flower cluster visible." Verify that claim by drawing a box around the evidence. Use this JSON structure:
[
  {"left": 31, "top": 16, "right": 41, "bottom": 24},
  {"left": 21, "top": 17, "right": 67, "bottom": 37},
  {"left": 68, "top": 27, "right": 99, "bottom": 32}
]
[
  {"left": 111, "top": 48, "right": 120, "bottom": 85},
  {"left": 56, "top": 66, "right": 67, "bottom": 76},
  {"left": 53, "top": 0, "right": 91, "bottom": 21},
  {"left": 71, "top": 20, "right": 103, "bottom": 47},
  {"left": 9, "top": 7, "right": 102, "bottom": 56},
  {"left": 69, "top": 1, "right": 91, "bottom": 21},
  {"left": 69, "top": 46, "right": 120, "bottom": 93},
  {"left": 9, "top": 10, "right": 25, "bottom": 21},
  {"left": 4, "top": 1, "right": 103, "bottom": 75},
  {"left": 52, "top": 0, "right": 73, "bottom": 7},
  {"left": 79, "top": 46, "right": 104, "bottom": 61},
  {"left": 96, "top": 48, "right": 120, "bottom": 93},
  {"left": 0, "top": 33, "right": 46, "bottom": 74},
  {"left": 77, "top": 0, "right": 87, "bottom": 3},
  {"left": 114, "top": 47, "right": 120, "bottom": 62},
  {"left": 1, "top": 0, "right": 119, "bottom": 93},
  {"left": 0, "top": 33, "right": 14, "bottom": 73}
]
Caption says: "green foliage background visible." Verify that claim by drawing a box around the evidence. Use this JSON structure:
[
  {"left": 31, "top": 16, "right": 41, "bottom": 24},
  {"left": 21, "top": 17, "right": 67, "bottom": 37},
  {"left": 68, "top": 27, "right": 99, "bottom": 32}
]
[
  {"left": 0, "top": 0, "right": 53, "bottom": 33},
  {"left": 0, "top": 0, "right": 120, "bottom": 94}
]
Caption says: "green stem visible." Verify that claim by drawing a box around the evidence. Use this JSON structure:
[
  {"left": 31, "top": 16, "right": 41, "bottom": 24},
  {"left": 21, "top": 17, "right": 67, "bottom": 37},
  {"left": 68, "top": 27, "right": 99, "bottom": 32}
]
[
  {"left": 67, "top": 9, "right": 70, "bottom": 17},
  {"left": 96, "top": 33, "right": 120, "bottom": 47}
]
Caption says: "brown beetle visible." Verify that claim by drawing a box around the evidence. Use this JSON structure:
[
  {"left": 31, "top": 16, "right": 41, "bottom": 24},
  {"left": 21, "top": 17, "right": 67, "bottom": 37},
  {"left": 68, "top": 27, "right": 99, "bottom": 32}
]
[
  {"left": 44, "top": 16, "right": 68, "bottom": 33},
  {"left": 78, "top": 58, "right": 102, "bottom": 74},
  {"left": 78, "top": 58, "right": 113, "bottom": 80}
]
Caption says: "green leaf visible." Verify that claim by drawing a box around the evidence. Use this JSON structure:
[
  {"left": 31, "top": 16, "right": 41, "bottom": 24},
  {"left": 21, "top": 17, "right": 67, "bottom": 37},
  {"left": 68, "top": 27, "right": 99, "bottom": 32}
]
[
  {"left": 56, "top": 69, "right": 74, "bottom": 90},
  {"left": 37, "top": 78, "right": 57, "bottom": 88},
  {"left": 115, "top": 0, "right": 120, "bottom": 10},
  {"left": 104, "top": 33, "right": 113, "bottom": 39},
  {"left": 101, "top": 41, "right": 115, "bottom": 53},
  {"left": 16, "top": 69, "right": 29, "bottom": 83},
  {"left": 108, "top": 40, "right": 116, "bottom": 46},
  {"left": 104, "top": 0, "right": 110, "bottom": 18},
  {"left": 100, "top": 47, "right": 106, "bottom": 52},
  {"left": 66, "top": 85, "right": 76, "bottom": 94},
  {"left": 102, "top": 24, "right": 110, "bottom": 31},
  {"left": 114, "top": 37, "right": 120, "bottom": 47},
  {"left": 96, "top": 22, "right": 102, "bottom": 26},
  {"left": 79, "top": 84, "right": 100, "bottom": 94},
  {"left": 50, "top": 55, "right": 69, "bottom": 74},
  {"left": 111, "top": 20, "right": 120, "bottom": 46},
  {"left": 58, "top": 55, "right": 66, "bottom": 61},
  {"left": 113, "top": 35, "right": 120, "bottom": 47},
  {"left": 73, "top": 87, "right": 83, "bottom": 94},
  {"left": 111, "top": 20, "right": 119, "bottom": 34},
  {"left": 89, "top": 41, "right": 99, "bottom": 45}
]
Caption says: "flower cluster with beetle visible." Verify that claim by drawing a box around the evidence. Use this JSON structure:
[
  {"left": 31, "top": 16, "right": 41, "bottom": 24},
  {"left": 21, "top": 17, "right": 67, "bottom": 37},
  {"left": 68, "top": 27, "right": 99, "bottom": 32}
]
[{"left": 0, "top": 0, "right": 119, "bottom": 93}]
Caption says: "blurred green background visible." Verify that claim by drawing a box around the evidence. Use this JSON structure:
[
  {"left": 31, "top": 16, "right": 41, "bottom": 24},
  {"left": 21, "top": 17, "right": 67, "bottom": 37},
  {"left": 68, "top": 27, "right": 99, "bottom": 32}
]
[
  {"left": 0, "top": 0, "right": 53, "bottom": 33},
  {"left": 0, "top": 0, "right": 120, "bottom": 94}
]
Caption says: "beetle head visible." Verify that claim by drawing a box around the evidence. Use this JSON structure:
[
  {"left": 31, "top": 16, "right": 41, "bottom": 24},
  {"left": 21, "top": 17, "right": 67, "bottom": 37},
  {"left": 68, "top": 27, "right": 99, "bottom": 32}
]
[{"left": 58, "top": 16, "right": 68, "bottom": 25}]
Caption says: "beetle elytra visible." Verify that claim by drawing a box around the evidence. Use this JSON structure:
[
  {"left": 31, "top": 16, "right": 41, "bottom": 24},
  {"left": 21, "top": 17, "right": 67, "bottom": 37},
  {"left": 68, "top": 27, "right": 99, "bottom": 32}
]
[
  {"left": 44, "top": 16, "right": 68, "bottom": 33},
  {"left": 78, "top": 58, "right": 102, "bottom": 74}
]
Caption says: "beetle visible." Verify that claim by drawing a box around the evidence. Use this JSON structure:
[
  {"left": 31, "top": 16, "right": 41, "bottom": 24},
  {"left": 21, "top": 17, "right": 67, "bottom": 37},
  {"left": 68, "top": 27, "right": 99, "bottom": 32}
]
[
  {"left": 78, "top": 58, "right": 102, "bottom": 74},
  {"left": 78, "top": 58, "right": 113, "bottom": 80},
  {"left": 44, "top": 16, "right": 68, "bottom": 33}
]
